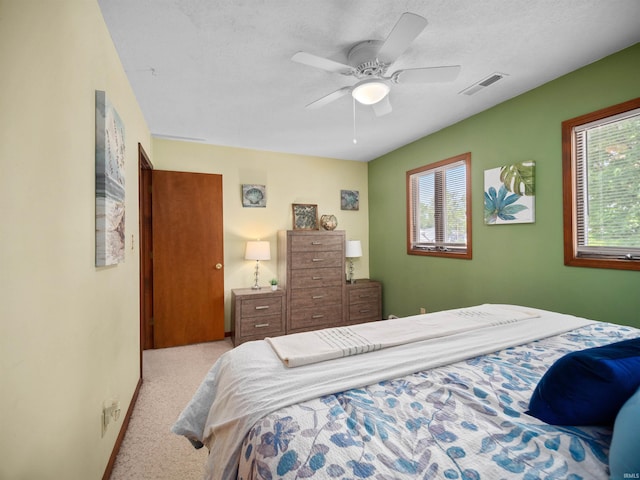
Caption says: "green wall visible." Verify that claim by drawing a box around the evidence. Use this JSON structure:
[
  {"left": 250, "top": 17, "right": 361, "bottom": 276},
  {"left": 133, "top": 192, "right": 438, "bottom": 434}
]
[{"left": 369, "top": 43, "right": 640, "bottom": 327}]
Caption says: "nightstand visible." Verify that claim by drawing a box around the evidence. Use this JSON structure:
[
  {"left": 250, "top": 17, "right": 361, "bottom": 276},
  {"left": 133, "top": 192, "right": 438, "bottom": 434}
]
[
  {"left": 345, "top": 280, "right": 382, "bottom": 325},
  {"left": 231, "top": 288, "right": 286, "bottom": 346}
]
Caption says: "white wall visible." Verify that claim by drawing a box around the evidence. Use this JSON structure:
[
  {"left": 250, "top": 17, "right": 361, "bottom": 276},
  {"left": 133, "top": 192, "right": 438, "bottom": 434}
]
[
  {"left": 151, "top": 139, "right": 371, "bottom": 331},
  {"left": 0, "top": 1, "right": 149, "bottom": 478}
]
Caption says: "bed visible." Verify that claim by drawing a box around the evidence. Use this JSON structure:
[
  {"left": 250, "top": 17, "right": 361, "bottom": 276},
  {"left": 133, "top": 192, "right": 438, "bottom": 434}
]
[{"left": 172, "top": 304, "right": 640, "bottom": 480}]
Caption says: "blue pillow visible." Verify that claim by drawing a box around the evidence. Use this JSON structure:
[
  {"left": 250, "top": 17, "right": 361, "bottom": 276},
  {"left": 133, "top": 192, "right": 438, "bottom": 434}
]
[
  {"left": 527, "top": 337, "right": 640, "bottom": 425},
  {"left": 609, "top": 385, "right": 640, "bottom": 480}
]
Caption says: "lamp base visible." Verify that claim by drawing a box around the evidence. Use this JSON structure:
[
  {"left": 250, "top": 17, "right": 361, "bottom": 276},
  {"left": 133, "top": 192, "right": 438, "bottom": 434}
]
[
  {"left": 348, "top": 258, "right": 355, "bottom": 284},
  {"left": 251, "top": 260, "right": 262, "bottom": 290}
]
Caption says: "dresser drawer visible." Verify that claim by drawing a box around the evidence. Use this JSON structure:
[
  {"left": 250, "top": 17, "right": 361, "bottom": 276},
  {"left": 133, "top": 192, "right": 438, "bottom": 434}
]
[
  {"left": 289, "top": 304, "right": 343, "bottom": 331},
  {"left": 239, "top": 313, "right": 284, "bottom": 338},
  {"left": 289, "top": 286, "right": 342, "bottom": 309},
  {"left": 348, "top": 286, "right": 381, "bottom": 305},
  {"left": 240, "top": 296, "right": 283, "bottom": 318},
  {"left": 290, "top": 250, "right": 343, "bottom": 269},
  {"left": 290, "top": 267, "right": 343, "bottom": 288},
  {"left": 290, "top": 234, "right": 344, "bottom": 252}
]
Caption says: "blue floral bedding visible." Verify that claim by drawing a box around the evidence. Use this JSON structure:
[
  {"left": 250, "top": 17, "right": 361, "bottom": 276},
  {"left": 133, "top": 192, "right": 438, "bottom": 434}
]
[{"left": 237, "top": 323, "right": 639, "bottom": 480}]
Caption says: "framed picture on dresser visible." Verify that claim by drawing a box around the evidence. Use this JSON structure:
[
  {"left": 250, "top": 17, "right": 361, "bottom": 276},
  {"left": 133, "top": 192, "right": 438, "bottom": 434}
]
[{"left": 292, "top": 203, "right": 318, "bottom": 230}]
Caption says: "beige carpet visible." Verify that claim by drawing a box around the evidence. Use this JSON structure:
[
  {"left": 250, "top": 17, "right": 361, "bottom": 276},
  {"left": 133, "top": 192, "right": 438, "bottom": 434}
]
[{"left": 110, "top": 339, "right": 234, "bottom": 480}]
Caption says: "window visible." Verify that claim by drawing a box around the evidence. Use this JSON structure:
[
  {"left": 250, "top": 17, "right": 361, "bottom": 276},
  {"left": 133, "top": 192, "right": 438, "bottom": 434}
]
[
  {"left": 407, "top": 152, "right": 472, "bottom": 258},
  {"left": 562, "top": 97, "right": 640, "bottom": 271}
]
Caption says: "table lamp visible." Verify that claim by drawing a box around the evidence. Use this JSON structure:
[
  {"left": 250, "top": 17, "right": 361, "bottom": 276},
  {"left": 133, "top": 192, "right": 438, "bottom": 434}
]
[
  {"left": 245, "top": 240, "right": 271, "bottom": 289},
  {"left": 345, "top": 240, "right": 362, "bottom": 284}
]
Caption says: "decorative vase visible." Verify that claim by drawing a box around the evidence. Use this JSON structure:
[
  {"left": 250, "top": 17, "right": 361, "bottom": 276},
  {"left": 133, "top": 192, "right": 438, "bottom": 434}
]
[
  {"left": 271, "top": 285, "right": 277, "bottom": 291},
  {"left": 320, "top": 214, "right": 338, "bottom": 231}
]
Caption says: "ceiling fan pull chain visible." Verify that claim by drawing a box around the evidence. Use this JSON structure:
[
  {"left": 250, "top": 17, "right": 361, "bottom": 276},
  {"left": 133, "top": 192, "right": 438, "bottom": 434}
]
[{"left": 352, "top": 96, "right": 357, "bottom": 144}]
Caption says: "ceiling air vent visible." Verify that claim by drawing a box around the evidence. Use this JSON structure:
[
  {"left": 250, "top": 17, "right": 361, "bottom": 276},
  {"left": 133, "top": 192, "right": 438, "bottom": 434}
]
[{"left": 459, "top": 72, "right": 507, "bottom": 96}]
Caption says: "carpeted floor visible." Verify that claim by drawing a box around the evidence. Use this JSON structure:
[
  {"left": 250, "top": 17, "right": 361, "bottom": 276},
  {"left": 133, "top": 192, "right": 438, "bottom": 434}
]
[{"left": 110, "top": 339, "right": 233, "bottom": 480}]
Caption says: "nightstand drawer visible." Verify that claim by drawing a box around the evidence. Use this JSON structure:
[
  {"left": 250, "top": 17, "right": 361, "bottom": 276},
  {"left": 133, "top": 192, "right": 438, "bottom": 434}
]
[
  {"left": 290, "top": 267, "right": 343, "bottom": 287},
  {"left": 240, "top": 296, "right": 283, "bottom": 318},
  {"left": 347, "top": 302, "right": 381, "bottom": 324},
  {"left": 290, "top": 250, "right": 343, "bottom": 269},
  {"left": 348, "top": 286, "right": 381, "bottom": 305},
  {"left": 239, "top": 313, "right": 284, "bottom": 338}
]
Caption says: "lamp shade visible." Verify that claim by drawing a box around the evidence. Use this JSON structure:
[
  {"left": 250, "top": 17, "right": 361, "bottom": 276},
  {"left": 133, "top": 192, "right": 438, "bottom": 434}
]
[
  {"left": 345, "top": 240, "right": 362, "bottom": 258},
  {"left": 352, "top": 79, "right": 390, "bottom": 105},
  {"left": 245, "top": 240, "right": 271, "bottom": 261}
]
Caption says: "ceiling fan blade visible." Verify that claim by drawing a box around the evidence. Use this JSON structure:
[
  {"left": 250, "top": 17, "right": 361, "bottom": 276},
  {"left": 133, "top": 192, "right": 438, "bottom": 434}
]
[
  {"left": 393, "top": 65, "right": 461, "bottom": 83},
  {"left": 305, "top": 87, "right": 352, "bottom": 109},
  {"left": 376, "top": 12, "right": 428, "bottom": 64},
  {"left": 372, "top": 95, "right": 392, "bottom": 117},
  {"left": 292, "top": 51, "right": 354, "bottom": 75}
]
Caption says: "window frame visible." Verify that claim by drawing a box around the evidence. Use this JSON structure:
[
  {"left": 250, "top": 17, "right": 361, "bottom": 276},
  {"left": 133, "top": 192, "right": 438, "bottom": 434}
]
[
  {"left": 562, "top": 97, "right": 640, "bottom": 271},
  {"left": 406, "top": 152, "right": 472, "bottom": 259}
]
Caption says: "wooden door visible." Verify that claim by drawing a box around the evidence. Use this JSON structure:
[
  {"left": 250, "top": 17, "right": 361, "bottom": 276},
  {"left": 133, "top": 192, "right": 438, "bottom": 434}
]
[{"left": 152, "top": 170, "right": 224, "bottom": 348}]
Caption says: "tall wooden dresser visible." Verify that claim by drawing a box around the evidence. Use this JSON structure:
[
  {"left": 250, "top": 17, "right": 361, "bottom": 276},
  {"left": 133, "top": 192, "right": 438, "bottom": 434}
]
[{"left": 278, "top": 230, "right": 345, "bottom": 334}]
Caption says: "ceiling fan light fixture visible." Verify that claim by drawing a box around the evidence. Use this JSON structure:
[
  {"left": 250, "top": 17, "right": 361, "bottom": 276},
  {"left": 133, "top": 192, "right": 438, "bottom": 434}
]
[{"left": 351, "top": 79, "right": 390, "bottom": 105}]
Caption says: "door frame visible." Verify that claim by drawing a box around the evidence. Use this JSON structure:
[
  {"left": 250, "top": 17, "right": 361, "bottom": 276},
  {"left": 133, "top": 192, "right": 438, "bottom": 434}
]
[{"left": 138, "top": 143, "right": 153, "bottom": 368}]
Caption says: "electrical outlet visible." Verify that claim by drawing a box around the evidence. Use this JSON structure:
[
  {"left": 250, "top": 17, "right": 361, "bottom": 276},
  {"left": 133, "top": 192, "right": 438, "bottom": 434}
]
[
  {"left": 419, "top": 307, "right": 426, "bottom": 314},
  {"left": 101, "top": 400, "right": 121, "bottom": 437}
]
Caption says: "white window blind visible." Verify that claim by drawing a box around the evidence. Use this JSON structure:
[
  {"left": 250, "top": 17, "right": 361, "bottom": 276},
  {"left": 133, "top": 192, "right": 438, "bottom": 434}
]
[
  {"left": 574, "top": 107, "right": 640, "bottom": 259},
  {"left": 409, "top": 159, "right": 468, "bottom": 254}
]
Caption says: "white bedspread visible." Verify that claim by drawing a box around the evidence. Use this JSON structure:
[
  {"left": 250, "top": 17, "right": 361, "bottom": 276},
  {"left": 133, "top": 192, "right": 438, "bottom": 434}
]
[
  {"left": 267, "top": 304, "right": 539, "bottom": 367},
  {"left": 171, "top": 305, "right": 594, "bottom": 480}
]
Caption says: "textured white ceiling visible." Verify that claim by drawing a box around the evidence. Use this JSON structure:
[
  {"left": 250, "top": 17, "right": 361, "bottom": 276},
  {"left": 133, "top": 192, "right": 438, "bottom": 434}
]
[{"left": 98, "top": 0, "right": 640, "bottom": 161}]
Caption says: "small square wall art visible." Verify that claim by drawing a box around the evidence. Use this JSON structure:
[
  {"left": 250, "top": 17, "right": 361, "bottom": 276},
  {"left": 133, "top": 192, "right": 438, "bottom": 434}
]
[
  {"left": 484, "top": 161, "right": 535, "bottom": 225},
  {"left": 242, "top": 184, "right": 266, "bottom": 207},
  {"left": 341, "top": 190, "right": 359, "bottom": 210}
]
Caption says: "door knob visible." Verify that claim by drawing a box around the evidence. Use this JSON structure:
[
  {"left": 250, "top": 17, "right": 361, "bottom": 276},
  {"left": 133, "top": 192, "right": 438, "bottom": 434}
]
[{"left": 215, "top": 263, "right": 223, "bottom": 270}]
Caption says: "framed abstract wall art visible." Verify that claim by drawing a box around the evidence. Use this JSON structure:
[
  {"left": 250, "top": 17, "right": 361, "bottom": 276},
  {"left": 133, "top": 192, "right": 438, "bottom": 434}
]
[
  {"left": 341, "top": 190, "right": 359, "bottom": 210},
  {"left": 484, "top": 161, "right": 535, "bottom": 225},
  {"left": 95, "top": 90, "right": 126, "bottom": 266},
  {"left": 292, "top": 203, "right": 318, "bottom": 230}
]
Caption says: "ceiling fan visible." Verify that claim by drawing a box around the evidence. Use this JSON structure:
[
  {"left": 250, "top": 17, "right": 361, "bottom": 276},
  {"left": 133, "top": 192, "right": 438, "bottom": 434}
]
[{"left": 292, "top": 12, "right": 461, "bottom": 117}]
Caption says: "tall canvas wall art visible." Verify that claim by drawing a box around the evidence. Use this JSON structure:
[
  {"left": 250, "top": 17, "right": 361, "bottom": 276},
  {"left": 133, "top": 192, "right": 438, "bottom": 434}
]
[{"left": 95, "top": 90, "right": 126, "bottom": 266}]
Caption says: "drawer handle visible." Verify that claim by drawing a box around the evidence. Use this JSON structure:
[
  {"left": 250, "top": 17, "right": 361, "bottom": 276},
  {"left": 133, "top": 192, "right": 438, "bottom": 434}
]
[
  {"left": 312, "top": 314, "right": 324, "bottom": 319},
  {"left": 311, "top": 241, "right": 322, "bottom": 245},
  {"left": 254, "top": 323, "right": 270, "bottom": 328},
  {"left": 312, "top": 276, "right": 323, "bottom": 280},
  {"left": 359, "top": 309, "right": 371, "bottom": 314},
  {"left": 312, "top": 258, "right": 324, "bottom": 262},
  {"left": 255, "top": 305, "right": 270, "bottom": 310},
  {"left": 312, "top": 295, "right": 324, "bottom": 299},
  {"left": 359, "top": 294, "right": 372, "bottom": 298}
]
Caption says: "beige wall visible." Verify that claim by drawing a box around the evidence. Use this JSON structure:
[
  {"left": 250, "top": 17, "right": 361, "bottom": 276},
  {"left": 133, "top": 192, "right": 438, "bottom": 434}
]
[
  {"left": 0, "top": 1, "right": 149, "bottom": 478},
  {"left": 151, "top": 139, "right": 370, "bottom": 331},
  {"left": 0, "top": 2, "right": 369, "bottom": 476}
]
